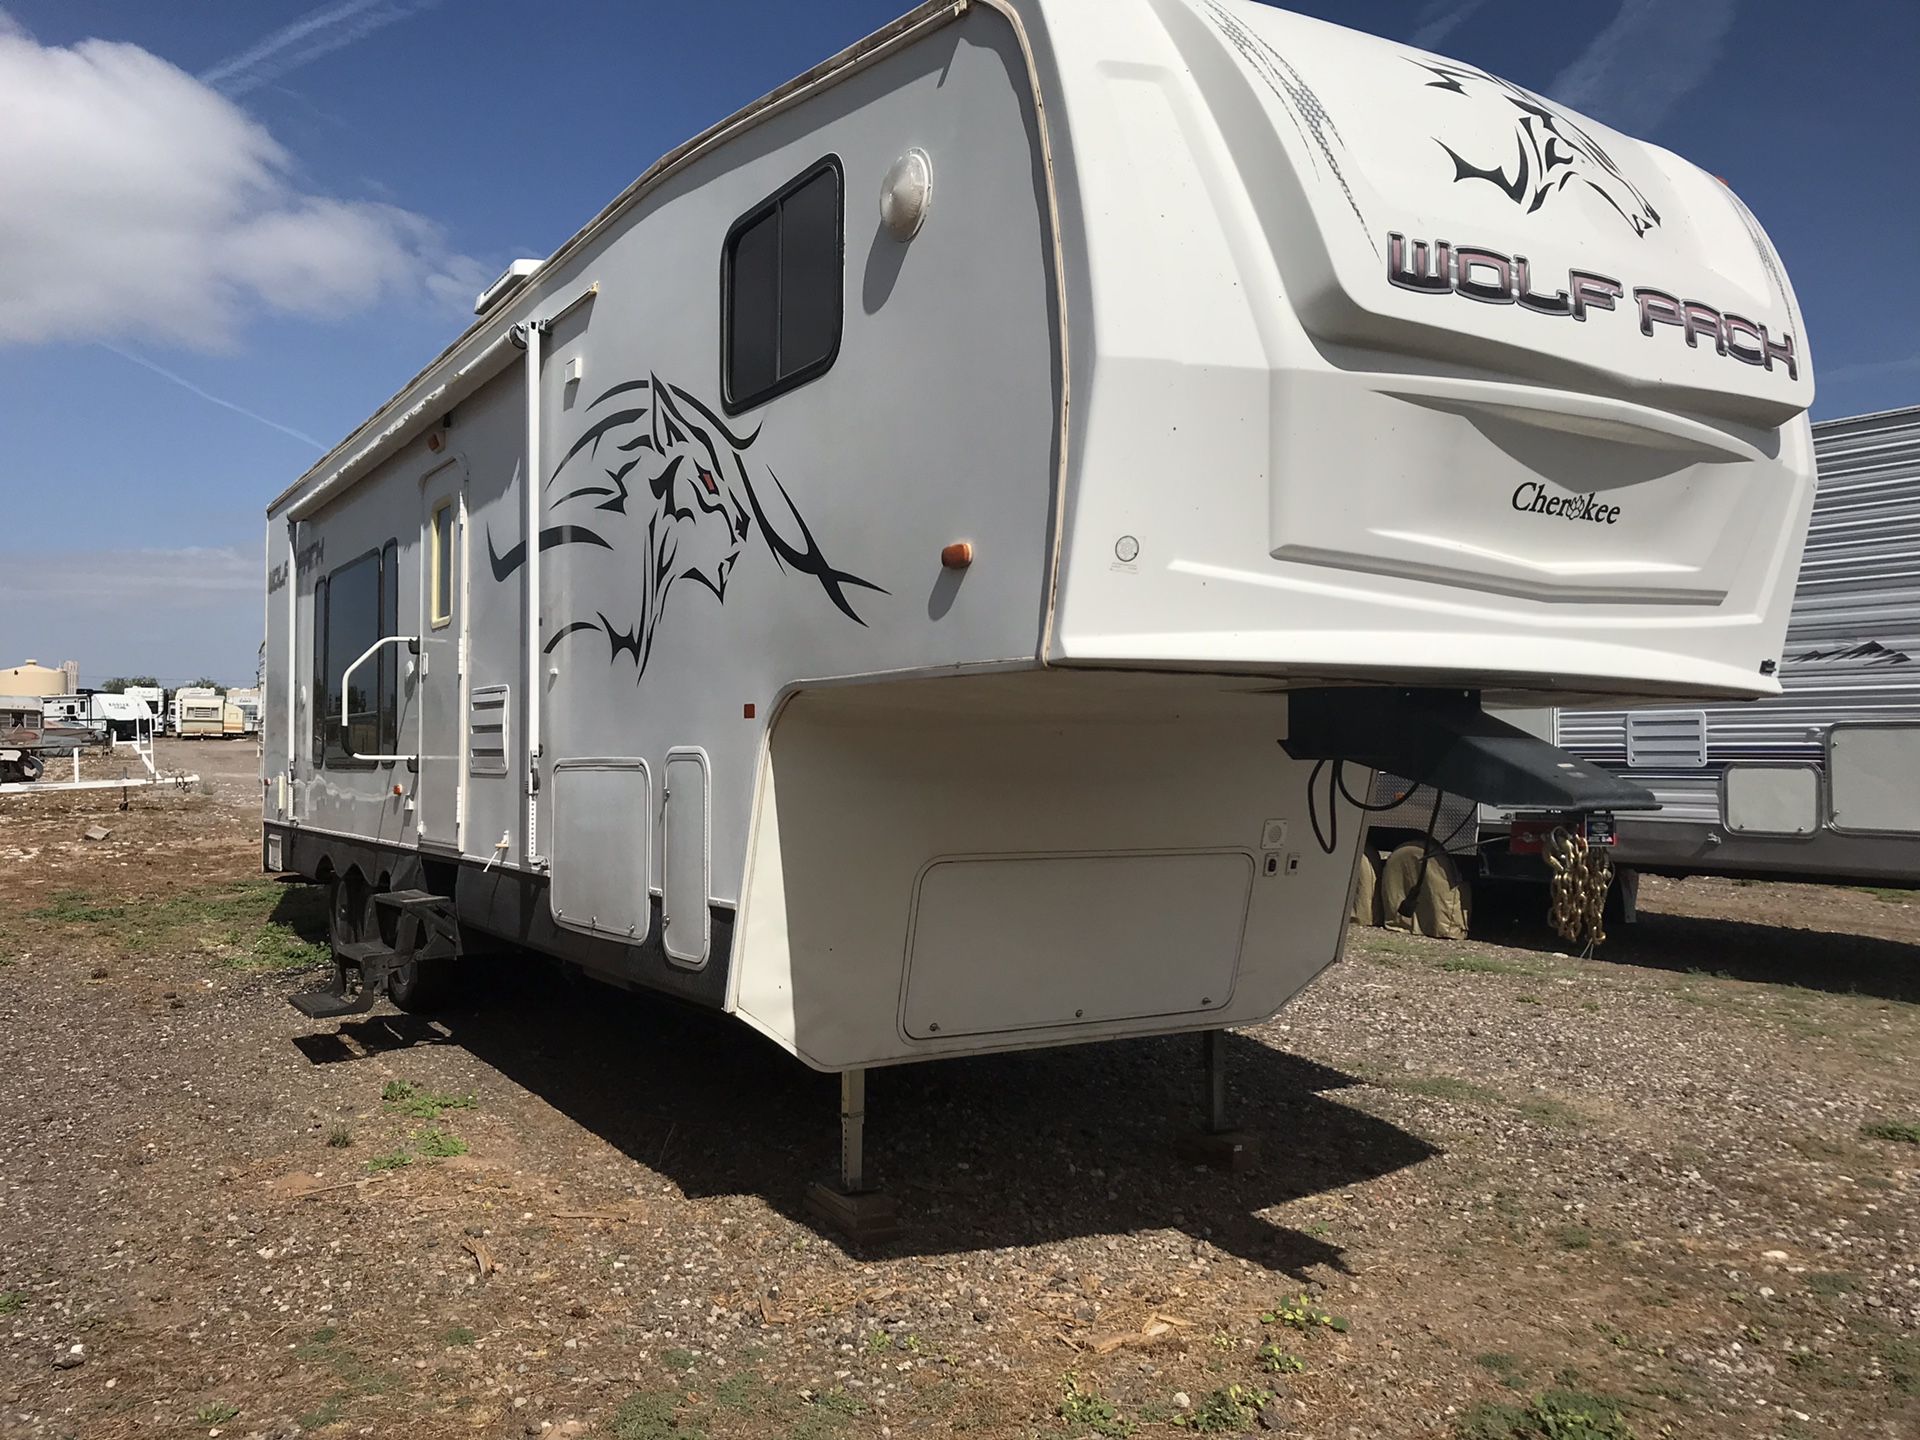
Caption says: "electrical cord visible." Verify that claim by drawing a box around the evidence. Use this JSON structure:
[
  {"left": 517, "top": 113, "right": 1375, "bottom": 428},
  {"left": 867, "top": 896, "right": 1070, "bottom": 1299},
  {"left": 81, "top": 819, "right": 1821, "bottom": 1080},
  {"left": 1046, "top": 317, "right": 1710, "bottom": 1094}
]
[{"left": 1306, "top": 756, "right": 1409, "bottom": 857}]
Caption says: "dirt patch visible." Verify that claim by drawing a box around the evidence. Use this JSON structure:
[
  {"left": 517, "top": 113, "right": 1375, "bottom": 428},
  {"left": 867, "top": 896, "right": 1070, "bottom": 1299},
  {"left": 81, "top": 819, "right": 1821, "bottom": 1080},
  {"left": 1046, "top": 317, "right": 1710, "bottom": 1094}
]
[{"left": 0, "top": 775, "right": 1914, "bottom": 1439}]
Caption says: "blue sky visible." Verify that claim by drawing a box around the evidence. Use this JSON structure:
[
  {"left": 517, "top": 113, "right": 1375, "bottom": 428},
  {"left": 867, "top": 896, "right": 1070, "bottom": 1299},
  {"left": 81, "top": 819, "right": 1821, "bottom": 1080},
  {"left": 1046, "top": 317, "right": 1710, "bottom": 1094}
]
[{"left": 0, "top": 0, "right": 1913, "bottom": 686}]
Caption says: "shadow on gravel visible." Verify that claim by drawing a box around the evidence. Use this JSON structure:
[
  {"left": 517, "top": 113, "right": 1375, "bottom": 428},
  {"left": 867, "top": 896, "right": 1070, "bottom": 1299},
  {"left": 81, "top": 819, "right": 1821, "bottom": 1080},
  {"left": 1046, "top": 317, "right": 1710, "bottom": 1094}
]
[
  {"left": 1472, "top": 886, "right": 1920, "bottom": 1004},
  {"left": 298, "top": 959, "right": 1437, "bottom": 1272}
]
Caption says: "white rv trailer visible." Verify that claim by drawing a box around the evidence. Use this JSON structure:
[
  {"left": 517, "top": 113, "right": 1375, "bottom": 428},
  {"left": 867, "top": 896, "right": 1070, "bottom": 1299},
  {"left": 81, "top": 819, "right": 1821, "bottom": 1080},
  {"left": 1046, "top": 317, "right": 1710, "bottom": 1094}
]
[
  {"left": 260, "top": 0, "right": 1816, "bottom": 1227},
  {"left": 121, "top": 684, "right": 165, "bottom": 720},
  {"left": 175, "top": 687, "right": 226, "bottom": 739},
  {"left": 1549, "top": 406, "right": 1920, "bottom": 886},
  {"left": 91, "top": 692, "right": 155, "bottom": 742}
]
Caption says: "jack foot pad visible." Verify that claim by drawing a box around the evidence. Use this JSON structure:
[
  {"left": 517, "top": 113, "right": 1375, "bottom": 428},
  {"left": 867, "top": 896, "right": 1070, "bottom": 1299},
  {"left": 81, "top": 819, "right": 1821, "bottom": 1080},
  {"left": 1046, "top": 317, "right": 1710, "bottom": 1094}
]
[
  {"left": 805, "top": 1181, "right": 903, "bottom": 1247},
  {"left": 1180, "top": 1129, "right": 1261, "bottom": 1173}
]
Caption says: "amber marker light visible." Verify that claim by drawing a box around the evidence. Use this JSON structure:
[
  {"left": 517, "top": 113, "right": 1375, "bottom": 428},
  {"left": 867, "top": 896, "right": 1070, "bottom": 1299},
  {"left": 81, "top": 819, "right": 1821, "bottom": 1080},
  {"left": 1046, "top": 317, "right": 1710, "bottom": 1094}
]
[{"left": 941, "top": 541, "right": 974, "bottom": 569}]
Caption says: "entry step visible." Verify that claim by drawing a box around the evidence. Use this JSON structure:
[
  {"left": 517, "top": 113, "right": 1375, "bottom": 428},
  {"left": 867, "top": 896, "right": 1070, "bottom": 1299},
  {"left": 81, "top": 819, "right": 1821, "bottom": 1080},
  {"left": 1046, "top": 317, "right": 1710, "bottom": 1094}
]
[
  {"left": 333, "top": 939, "right": 407, "bottom": 968},
  {"left": 373, "top": 888, "right": 452, "bottom": 912},
  {"left": 288, "top": 986, "right": 379, "bottom": 1019}
]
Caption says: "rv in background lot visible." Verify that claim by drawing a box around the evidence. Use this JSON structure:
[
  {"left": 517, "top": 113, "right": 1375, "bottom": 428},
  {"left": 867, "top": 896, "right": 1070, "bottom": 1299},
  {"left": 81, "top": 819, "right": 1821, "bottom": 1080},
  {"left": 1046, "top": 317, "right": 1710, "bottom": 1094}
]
[
  {"left": 227, "top": 688, "right": 264, "bottom": 736},
  {"left": 1555, "top": 406, "right": 1920, "bottom": 887},
  {"left": 174, "top": 688, "right": 227, "bottom": 739},
  {"left": 41, "top": 695, "right": 106, "bottom": 746},
  {"left": 257, "top": 0, "right": 1816, "bottom": 1223},
  {"left": 90, "top": 692, "right": 154, "bottom": 742},
  {"left": 120, "top": 685, "right": 165, "bottom": 723}
]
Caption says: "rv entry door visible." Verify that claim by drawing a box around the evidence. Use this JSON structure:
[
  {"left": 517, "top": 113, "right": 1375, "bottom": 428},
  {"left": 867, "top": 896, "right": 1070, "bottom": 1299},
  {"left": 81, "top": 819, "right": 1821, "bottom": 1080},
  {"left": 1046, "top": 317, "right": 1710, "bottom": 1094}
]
[{"left": 418, "top": 464, "right": 467, "bottom": 849}]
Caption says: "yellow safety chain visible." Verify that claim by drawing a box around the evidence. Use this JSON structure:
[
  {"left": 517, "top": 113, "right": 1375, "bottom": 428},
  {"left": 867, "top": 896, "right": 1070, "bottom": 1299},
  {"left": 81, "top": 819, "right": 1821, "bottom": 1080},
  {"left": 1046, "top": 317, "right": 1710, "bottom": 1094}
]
[{"left": 1544, "top": 826, "right": 1612, "bottom": 952}]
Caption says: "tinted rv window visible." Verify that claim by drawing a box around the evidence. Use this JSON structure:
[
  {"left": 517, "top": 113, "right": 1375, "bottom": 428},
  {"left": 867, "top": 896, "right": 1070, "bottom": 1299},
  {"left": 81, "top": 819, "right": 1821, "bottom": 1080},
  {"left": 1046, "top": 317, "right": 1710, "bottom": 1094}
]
[
  {"left": 311, "top": 576, "right": 328, "bottom": 764},
  {"left": 722, "top": 158, "right": 842, "bottom": 412},
  {"left": 323, "top": 550, "right": 381, "bottom": 764},
  {"left": 379, "top": 539, "right": 399, "bottom": 754}
]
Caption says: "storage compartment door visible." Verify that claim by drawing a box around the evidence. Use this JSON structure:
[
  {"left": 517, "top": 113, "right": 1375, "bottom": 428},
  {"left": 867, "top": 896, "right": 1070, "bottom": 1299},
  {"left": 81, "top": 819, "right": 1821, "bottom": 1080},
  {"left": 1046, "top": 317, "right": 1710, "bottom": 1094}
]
[
  {"left": 1723, "top": 764, "right": 1819, "bottom": 837},
  {"left": 1828, "top": 724, "right": 1920, "bottom": 835},
  {"left": 549, "top": 759, "right": 651, "bottom": 942},
  {"left": 662, "top": 749, "right": 711, "bottom": 967},
  {"left": 902, "top": 851, "right": 1250, "bottom": 1040}
]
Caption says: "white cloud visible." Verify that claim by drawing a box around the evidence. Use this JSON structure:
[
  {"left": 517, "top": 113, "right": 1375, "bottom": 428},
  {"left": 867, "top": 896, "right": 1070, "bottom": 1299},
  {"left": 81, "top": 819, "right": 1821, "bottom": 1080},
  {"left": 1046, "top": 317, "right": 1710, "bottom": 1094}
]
[
  {"left": 200, "top": 0, "right": 442, "bottom": 98},
  {"left": 0, "top": 547, "right": 264, "bottom": 687},
  {"left": 1408, "top": 0, "right": 1494, "bottom": 53},
  {"left": 1819, "top": 352, "right": 1920, "bottom": 385},
  {"left": 0, "top": 14, "right": 479, "bottom": 348},
  {"left": 98, "top": 343, "right": 323, "bottom": 449},
  {"left": 0, "top": 546, "right": 257, "bottom": 608},
  {"left": 1550, "top": 0, "right": 1738, "bottom": 135}
]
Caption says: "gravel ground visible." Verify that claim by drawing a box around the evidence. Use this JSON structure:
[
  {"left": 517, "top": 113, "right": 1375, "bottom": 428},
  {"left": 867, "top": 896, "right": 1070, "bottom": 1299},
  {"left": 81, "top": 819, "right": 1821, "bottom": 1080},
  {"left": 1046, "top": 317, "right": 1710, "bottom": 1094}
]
[{"left": 0, "top": 740, "right": 1915, "bottom": 1440}]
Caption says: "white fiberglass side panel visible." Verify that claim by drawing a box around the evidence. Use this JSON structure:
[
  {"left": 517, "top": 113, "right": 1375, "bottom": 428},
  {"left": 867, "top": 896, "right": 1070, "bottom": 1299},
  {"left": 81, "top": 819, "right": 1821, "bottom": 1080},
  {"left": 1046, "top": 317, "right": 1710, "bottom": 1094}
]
[
  {"left": 1033, "top": 0, "right": 1816, "bottom": 704},
  {"left": 731, "top": 672, "right": 1355, "bottom": 1071},
  {"left": 1156, "top": 0, "right": 1811, "bottom": 427}
]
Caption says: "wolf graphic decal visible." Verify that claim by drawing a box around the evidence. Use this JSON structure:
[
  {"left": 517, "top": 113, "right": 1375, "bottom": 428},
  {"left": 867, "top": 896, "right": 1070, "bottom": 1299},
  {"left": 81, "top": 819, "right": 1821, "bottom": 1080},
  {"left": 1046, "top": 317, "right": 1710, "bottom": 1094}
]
[
  {"left": 488, "top": 377, "right": 885, "bottom": 679},
  {"left": 1412, "top": 59, "right": 1661, "bottom": 238}
]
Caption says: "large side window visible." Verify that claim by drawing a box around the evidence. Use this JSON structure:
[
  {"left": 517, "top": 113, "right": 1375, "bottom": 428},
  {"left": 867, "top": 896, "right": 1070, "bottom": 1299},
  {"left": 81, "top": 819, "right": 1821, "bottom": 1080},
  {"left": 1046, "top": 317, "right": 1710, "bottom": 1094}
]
[
  {"left": 722, "top": 157, "right": 843, "bottom": 413},
  {"left": 322, "top": 551, "right": 382, "bottom": 765}
]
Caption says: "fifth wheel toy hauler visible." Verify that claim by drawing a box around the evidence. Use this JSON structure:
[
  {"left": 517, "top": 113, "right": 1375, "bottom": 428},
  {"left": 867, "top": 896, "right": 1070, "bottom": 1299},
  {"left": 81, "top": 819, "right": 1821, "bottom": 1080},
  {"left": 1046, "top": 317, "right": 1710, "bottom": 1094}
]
[{"left": 261, "top": 0, "right": 1816, "bottom": 1228}]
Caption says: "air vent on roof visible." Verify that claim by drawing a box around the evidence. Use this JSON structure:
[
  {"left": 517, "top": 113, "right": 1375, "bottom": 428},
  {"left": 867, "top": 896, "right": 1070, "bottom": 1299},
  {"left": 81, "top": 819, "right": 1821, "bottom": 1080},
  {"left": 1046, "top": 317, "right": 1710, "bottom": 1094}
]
[{"left": 474, "top": 259, "right": 544, "bottom": 316}]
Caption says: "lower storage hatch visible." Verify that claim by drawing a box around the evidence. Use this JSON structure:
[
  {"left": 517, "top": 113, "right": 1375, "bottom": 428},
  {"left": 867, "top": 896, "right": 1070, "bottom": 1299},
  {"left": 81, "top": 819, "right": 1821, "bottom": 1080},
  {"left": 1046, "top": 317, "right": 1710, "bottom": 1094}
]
[{"left": 901, "top": 851, "right": 1250, "bottom": 1040}]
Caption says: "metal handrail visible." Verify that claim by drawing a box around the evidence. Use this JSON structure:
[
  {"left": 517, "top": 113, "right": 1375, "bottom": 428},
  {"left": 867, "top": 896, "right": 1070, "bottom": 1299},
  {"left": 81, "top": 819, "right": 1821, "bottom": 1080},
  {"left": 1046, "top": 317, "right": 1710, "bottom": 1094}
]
[{"left": 340, "top": 634, "right": 420, "bottom": 763}]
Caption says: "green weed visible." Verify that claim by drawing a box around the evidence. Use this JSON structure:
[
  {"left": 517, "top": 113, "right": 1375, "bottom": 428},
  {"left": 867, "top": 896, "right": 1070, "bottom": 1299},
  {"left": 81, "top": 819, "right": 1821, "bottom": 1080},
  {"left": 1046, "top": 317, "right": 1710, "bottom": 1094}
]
[
  {"left": 0, "top": 1291, "right": 22, "bottom": 1315},
  {"left": 1180, "top": 1385, "right": 1270, "bottom": 1432},
  {"left": 813, "top": 1387, "right": 863, "bottom": 1416},
  {"left": 1456, "top": 1388, "right": 1634, "bottom": 1440},
  {"left": 1804, "top": 1272, "right": 1858, "bottom": 1299},
  {"left": 1438, "top": 955, "right": 1539, "bottom": 977},
  {"left": 195, "top": 1402, "right": 240, "bottom": 1425},
  {"left": 1059, "top": 1373, "right": 1135, "bottom": 1437},
  {"left": 442, "top": 1326, "right": 476, "bottom": 1347},
  {"left": 609, "top": 1388, "right": 705, "bottom": 1440},
  {"left": 364, "top": 1148, "right": 412, "bottom": 1172},
  {"left": 381, "top": 1080, "right": 477, "bottom": 1120},
  {"left": 1257, "top": 1344, "right": 1305, "bottom": 1374},
  {"left": 1860, "top": 1119, "right": 1920, "bottom": 1145},
  {"left": 413, "top": 1126, "right": 468, "bottom": 1159},
  {"left": 712, "top": 1370, "right": 781, "bottom": 1416},
  {"left": 1261, "top": 1295, "right": 1349, "bottom": 1334},
  {"left": 28, "top": 879, "right": 328, "bottom": 971}
]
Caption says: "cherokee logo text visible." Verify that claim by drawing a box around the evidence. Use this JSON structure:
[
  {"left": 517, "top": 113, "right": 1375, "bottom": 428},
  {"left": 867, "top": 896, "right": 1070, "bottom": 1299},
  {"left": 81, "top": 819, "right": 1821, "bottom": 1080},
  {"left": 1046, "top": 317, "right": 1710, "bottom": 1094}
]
[
  {"left": 1387, "top": 233, "right": 1798, "bottom": 381},
  {"left": 1512, "top": 485, "right": 1620, "bottom": 526}
]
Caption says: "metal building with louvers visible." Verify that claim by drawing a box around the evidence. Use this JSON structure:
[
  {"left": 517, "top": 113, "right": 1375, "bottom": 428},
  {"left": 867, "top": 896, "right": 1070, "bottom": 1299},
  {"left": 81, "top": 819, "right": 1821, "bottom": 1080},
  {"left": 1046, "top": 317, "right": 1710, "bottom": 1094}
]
[{"left": 1558, "top": 404, "right": 1920, "bottom": 884}]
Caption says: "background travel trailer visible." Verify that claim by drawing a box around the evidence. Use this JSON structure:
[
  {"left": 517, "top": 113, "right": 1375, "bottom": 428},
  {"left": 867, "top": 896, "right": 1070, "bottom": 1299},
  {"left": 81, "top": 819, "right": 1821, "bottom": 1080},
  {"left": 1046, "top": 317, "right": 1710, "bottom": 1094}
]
[
  {"left": 174, "top": 688, "right": 227, "bottom": 739},
  {"left": 259, "top": 0, "right": 1816, "bottom": 1214},
  {"left": 1551, "top": 405, "right": 1920, "bottom": 887}
]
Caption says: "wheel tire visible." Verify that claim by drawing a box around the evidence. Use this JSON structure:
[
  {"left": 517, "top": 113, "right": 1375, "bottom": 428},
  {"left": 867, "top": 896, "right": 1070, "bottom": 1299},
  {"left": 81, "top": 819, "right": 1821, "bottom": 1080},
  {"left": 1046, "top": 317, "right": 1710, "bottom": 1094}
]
[
  {"left": 1380, "top": 841, "right": 1472, "bottom": 940},
  {"left": 326, "top": 876, "right": 363, "bottom": 952},
  {"left": 1350, "top": 848, "right": 1384, "bottom": 928},
  {"left": 387, "top": 955, "right": 453, "bottom": 1013},
  {"left": 19, "top": 753, "right": 43, "bottom": 782}
]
